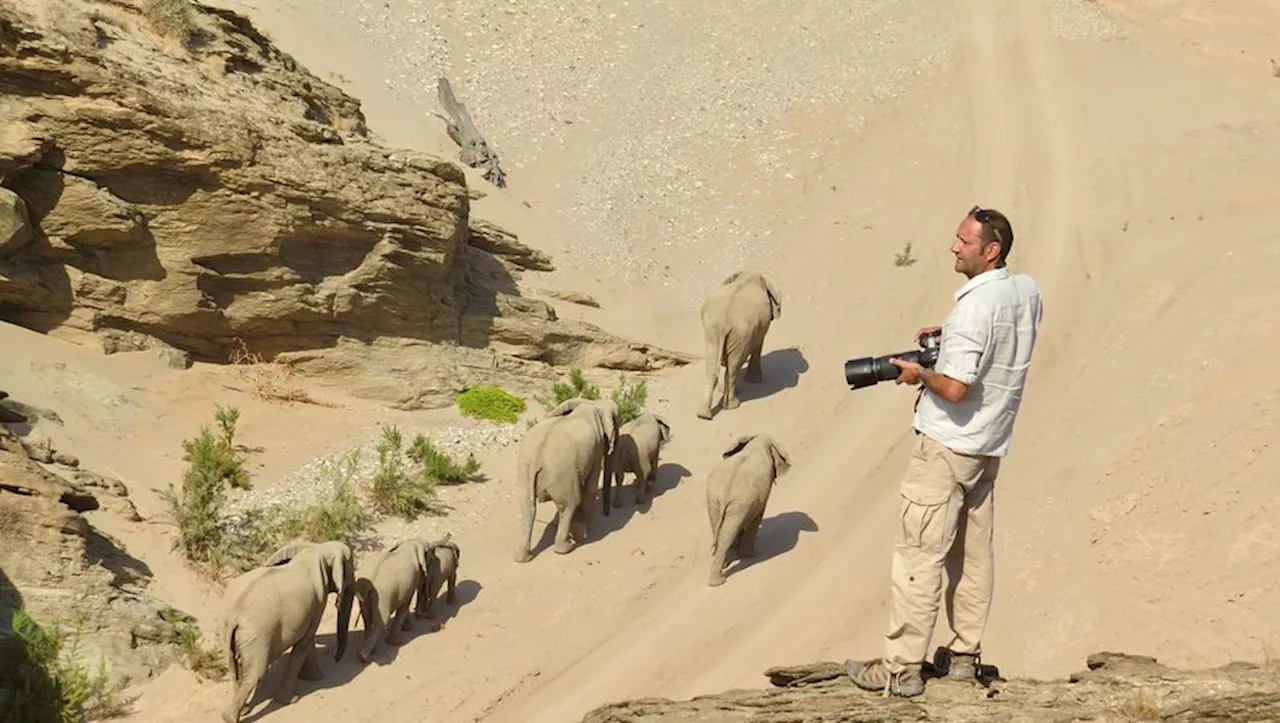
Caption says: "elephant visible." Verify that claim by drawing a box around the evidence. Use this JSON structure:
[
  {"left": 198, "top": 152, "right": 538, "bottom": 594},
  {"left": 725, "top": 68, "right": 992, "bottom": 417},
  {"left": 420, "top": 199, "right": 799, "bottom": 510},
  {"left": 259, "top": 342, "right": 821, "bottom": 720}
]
[
  {"left": 705, "top": 434, "right": 792, "bottom": 587},
  {"left": 603, "top": 412, "right": 671, "bottom": 513},
  {"left": 514, "top": 397, "right": 621, "bottom": 562},
  {"left": 219, "top": 540, "right": 356, "bottom": 723},
  {"left": 350, "top": 536, "right": 438, "bottom": 663},
  {"left": 413, "top": 532, "right": 460, "bottom": 619},
  {"left": 697, "top": 270, "right": 782, "bottom": 420}
]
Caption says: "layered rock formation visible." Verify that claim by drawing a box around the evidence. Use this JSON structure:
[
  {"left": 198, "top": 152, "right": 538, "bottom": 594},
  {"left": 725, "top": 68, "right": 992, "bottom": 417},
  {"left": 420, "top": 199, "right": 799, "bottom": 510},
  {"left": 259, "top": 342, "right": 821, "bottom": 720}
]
[
  {"left": 0, "top": 420, "right": 189, "bottom": 700},
  {"left": 0, "top": 1, "right": 692, "bottom": 408},
  {"left": 581, "top": 653, "right": 1280, "bottom": 722}
]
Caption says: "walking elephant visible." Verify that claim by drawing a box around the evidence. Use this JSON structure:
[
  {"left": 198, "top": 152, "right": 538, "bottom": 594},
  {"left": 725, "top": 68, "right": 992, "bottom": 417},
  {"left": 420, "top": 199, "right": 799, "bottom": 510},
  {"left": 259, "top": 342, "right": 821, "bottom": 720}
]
[
  {"left": 513, "top": 397, "right": 621, "bottom": 562},
  {"left": 219, "top": 540, "right": 356, "bottom": 723},
  {"left": 414, "top": 532, "right": 460, "bottom": 619},
  {"left": 705, "top": 434, "right": 792, "bottom": 587},
  {"left": 604, "top": 412, "right": 671, "bottom": 513},
  {"left": 697, "top": 270, "right": 782, "bottom": 420},
  {"left": 351, "top": 537, "right": 437, "bottom": 663}
]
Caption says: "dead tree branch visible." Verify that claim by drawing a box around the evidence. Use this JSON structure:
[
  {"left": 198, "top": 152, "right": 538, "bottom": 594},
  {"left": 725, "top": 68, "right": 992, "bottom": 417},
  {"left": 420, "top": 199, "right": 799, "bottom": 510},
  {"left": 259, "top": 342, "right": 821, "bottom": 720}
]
[{"left": 435, "top": 77, "right": 507, "bottom": 188}]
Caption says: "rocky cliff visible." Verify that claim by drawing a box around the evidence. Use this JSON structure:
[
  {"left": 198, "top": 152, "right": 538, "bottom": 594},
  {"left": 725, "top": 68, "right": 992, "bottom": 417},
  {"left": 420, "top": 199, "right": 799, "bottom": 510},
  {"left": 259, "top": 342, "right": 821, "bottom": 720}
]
[
  {"left": 0, "top": 415, "right": 192, "bottom": 709},
  {"left": 581, "top": 653, "right": 1280, "bottom": 722},
  {"left": 0, "top": 0, "right": 692, "bottom": 408}
]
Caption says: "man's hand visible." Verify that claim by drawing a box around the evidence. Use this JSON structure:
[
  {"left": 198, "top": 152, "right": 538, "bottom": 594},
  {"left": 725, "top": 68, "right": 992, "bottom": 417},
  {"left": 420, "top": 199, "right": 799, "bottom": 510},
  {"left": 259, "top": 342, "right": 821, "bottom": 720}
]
[
  {"left": 915, "top": 326, "right": 942, "bottom": 343},
  {"left": 889, "top": 357, "right": 922, "bottom": 385}
]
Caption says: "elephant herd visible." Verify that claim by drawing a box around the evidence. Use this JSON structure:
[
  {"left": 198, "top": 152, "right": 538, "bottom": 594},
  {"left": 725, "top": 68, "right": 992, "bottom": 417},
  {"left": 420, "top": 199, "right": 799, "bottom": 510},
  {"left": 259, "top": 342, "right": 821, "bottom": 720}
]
[
  {"left": 509, "top": 269, "right": 793, "bottom": 588},
  {"left": 219, "top": 534, "right": 460, "bottom": 722},
  {"left": 218, "top": 270, "right": 791, "bottom": 721}
]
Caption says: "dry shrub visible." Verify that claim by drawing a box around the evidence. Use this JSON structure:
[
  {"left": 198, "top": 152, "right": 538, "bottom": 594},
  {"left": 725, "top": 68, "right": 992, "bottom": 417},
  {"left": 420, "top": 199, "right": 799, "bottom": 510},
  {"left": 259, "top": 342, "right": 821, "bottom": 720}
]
[{"left": 227, "top": 339, "right": 326, "bottom": 406}]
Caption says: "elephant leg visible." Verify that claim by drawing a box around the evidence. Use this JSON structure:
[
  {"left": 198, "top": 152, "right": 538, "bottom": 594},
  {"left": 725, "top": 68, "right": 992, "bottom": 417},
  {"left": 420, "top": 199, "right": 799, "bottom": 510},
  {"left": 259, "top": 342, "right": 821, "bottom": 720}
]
[
  {"left": 274, "top": 624, "right": 319, "bottom": 706},
  {"left": 709, "top": 512, "right": 742, "bottom": 587},
  {"left": 552, "top": 498, "right": 578, "bottom": 554},
  {"left": 412, "top": 578, "right": 429, "bottom": 619},
  {"left": 514, "top": 482, "right": 537, "bottom": 563},
  {"left": 446, "top": 570, "right": 457, "bottom": 605},
  {"left": 698, "top": 335, "right": 722, "bottom": 419},
  {"left": 722, "top": 345, "right": 749, "bottom": 411},
  {"left": 738, "top": 508, "right": 764, "bottom": 558},
  {"left": 610, "top": 467, "right": 624, "bottom": 510},
  {"left": 298, "top": 643, "right": 323, "bottom": 681},
  {"left": 388, "top": 601, "right": 412, "bottom": 644},
  {"left": 635, "top": 458, "right": 653, "bottom": 505},
  {"left": 358, "top": 608, "right": 382, "bottom": 664},
  {"left": 222, "top": 638, "right": 268, "bottom": 723},
  {"left": 745, "top": 336, "right": 764, "bottom": 383}
]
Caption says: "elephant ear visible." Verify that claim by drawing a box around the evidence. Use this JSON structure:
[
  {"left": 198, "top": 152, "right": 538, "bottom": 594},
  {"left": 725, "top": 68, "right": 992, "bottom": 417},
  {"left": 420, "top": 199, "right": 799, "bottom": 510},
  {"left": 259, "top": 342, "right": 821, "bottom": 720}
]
[
  {"left": 265, "top": 540, "right": 315, "bottom": 567},
  {"left": 762, "top": 275, "right": 782, "bottom": 320},
  {"left": 722, "top": 270, "right": 745, "bottom": 286},
  {"left": 547, "top": 397, "right": 588, "bottom": 418},
  {"left": 722, "top": 435, "right": 756, "bottom": 458},
  {"left": 654, "top": 415, "right": 672, "bottom": 445},
  {"left": 767, "top": 436, "right": 793, "bottom": 479}
]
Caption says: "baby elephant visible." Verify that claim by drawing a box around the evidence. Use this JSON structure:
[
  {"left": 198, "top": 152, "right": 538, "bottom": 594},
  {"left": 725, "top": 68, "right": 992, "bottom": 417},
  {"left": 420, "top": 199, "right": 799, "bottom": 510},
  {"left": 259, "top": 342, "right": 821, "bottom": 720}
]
[
  {"left": 351, "top": 537, "right": 437, "bottom": 663},
  {"left": 705, "top": 434, "right": 792, "bottom": 587},
  {"left": 604, "top": 413, "right": 671, "bottom": 513},
  {"left": 413, "top": 533, "right": 460, "bottom": 620}
]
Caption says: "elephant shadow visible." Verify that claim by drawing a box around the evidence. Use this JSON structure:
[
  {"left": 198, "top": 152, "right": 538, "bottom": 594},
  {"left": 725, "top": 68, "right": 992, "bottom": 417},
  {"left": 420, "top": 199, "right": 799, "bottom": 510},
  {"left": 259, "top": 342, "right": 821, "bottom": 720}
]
[
  {"left": 735, "top": 346, "right": 809, "bottom": 403},
  {"left": 238, "top": 579, "right": 483, "bottom": 722},
  {"left": 723, "top": 510, "right": 819, "bottom": 577}
]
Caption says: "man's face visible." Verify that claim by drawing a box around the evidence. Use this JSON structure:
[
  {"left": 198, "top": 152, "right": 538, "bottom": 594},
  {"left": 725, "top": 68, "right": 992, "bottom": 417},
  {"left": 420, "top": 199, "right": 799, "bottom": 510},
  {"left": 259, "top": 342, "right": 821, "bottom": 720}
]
[{"left": 951, "top": 216, "right": 997, "bottom": 278}]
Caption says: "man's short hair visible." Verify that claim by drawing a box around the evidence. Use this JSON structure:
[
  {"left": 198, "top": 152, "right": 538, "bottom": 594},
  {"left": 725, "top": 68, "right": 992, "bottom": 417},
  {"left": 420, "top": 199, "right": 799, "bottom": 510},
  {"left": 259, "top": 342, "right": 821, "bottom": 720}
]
[{"left": 969, "top": 206, "right": 1014, "bottom": 265}]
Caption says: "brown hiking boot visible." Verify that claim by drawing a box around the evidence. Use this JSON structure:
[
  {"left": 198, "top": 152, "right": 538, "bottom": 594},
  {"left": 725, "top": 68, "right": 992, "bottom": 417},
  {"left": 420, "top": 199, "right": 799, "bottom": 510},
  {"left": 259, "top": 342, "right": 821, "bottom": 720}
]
[{"left": 843, "top": 657, "right": 925, "bottom": 698}]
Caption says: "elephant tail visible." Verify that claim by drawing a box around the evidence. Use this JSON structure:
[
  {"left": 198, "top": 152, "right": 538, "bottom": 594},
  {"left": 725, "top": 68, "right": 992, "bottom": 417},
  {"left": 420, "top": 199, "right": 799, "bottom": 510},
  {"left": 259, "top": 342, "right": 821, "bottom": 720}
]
[{"left": 224, "top": 622, "right": 242, "bottom": 683}]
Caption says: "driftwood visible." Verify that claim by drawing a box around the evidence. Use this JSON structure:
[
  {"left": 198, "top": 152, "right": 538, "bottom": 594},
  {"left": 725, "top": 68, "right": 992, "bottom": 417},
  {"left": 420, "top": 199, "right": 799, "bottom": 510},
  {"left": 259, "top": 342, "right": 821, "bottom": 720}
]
[{"left": 435, "top": 77, "right": 507, "bottom": 188}]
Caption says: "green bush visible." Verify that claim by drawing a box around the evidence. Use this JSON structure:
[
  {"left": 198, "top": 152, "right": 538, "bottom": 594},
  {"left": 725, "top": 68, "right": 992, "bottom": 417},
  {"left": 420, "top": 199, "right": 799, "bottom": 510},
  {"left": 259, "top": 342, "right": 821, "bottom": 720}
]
[
  {"left": 535, "top": 367, "right": 649, "bottom": 424},
  {"left": 1, "top": 608, "right": 129, "bottom": 723},
  {"left": 456, "top": 386, "right": 526, "bottom": 424}
]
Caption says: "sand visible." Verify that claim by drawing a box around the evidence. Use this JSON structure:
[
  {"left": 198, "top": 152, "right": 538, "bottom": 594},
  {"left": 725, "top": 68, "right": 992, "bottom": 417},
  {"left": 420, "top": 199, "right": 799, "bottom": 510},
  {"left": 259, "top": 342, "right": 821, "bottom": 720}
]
[{"left": 6, "top": 0, "right": 1280, "bottom": 721}]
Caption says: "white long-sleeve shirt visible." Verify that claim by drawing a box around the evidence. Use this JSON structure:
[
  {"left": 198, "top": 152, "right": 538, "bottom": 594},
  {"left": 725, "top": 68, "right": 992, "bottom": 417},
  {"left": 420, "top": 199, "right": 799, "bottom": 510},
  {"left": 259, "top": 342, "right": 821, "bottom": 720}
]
[{"left": 913, "top": 266, "right": 1044, "bottom": 458}]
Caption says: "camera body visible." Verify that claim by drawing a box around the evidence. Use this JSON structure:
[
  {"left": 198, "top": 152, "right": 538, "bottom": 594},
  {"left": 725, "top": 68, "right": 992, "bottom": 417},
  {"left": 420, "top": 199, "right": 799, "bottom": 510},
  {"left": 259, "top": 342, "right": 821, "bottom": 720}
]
[{"left": 844, "top": 329, "right": 941, "bottom": 390}]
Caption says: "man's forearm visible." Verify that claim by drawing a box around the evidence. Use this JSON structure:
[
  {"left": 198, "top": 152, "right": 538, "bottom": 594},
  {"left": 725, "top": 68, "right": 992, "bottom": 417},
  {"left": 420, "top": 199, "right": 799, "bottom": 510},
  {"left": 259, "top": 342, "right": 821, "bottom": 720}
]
[{"left": 920, "top": 367, "right": 968, "bottom": 403}]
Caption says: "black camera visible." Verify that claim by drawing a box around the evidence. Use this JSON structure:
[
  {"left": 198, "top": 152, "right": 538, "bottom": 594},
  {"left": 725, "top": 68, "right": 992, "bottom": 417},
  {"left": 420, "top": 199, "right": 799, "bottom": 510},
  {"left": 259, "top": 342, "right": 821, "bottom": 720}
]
[{"left": 844, "top": 329, "right": 941, "bottom": 390}]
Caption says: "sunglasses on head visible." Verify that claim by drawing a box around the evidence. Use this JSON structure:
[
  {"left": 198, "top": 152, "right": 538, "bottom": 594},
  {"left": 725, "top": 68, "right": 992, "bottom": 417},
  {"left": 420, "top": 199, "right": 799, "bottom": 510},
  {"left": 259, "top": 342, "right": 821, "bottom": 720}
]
[{"left": 968, "top": 205, "right": 1005, "bottom": 245}]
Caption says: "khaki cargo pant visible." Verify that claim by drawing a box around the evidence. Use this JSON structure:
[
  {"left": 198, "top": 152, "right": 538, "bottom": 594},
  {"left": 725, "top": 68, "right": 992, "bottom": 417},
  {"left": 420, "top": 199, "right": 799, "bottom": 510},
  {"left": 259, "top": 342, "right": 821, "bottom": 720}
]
[{"left": 883, "top": 431, "right": 1000, "bottom": 673}]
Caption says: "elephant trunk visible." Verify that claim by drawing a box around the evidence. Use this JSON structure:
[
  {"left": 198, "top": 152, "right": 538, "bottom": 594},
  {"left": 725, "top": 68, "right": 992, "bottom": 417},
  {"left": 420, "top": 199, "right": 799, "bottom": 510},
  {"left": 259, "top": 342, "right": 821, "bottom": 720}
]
[{"left": 334, "top": 586, "right": 355, "bottom": 662}]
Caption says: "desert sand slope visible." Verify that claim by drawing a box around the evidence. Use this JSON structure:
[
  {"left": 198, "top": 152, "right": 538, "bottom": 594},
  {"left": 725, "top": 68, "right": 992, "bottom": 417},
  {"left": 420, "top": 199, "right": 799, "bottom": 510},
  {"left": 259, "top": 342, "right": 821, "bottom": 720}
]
[{"left": 6, "top": 0, "right": 1280, "bottom": 722}]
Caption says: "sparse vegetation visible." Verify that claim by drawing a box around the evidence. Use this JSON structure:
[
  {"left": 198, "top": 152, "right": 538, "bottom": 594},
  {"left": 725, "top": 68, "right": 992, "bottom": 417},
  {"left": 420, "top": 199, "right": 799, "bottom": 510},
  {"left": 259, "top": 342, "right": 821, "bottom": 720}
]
[
  {"left": 269, "top": 449, "right": 367, "bottom": 546},
  {"left": 162, "top": 408, "right": 481, "bottom": 575},
  {"left": 227, "top": 338, "right": 324, "bottom": 407},
  {"left": 1, "top": 608, "right": 132, "bottom": 723},
  {"left": 141, "top": 0, "right": 196, "bottom": 46},
  {"left": 368, "top": 425, "right": 483, "bottom": 520},
  {"left": 158, "top": 610, "right": 226, "bottom": 682},
  {"left": 894, "top": 241, "right": 918, "bottom": 267},
  {"left": 535, "top": 367, "right": 650, "bottom": 425},
  {"left": 612, "top": 377, "right": 649, "bottom": 425},
  {"left": 456, "top": 385, "right": 527, "bottom": 424}
]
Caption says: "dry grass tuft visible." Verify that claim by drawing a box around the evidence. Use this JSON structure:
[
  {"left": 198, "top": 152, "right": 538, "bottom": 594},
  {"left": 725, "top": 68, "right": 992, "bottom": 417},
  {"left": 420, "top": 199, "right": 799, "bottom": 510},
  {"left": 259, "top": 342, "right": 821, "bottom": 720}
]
[{"left": 226, "top": 338, "right": 330, "bottom": 407}]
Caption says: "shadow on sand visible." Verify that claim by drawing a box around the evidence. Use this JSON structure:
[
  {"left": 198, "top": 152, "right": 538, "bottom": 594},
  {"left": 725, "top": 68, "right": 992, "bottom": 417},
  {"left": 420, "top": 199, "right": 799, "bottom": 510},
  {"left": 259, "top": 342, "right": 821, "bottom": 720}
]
[
  {"left": 736, "top": 346, "right": 809, "bottom": 403},
  {"left": 722, "top": 510, "right": 819, "bottom": 579},
  {"left": 237, "top": 579, "right": 482, "bottom": 722}
]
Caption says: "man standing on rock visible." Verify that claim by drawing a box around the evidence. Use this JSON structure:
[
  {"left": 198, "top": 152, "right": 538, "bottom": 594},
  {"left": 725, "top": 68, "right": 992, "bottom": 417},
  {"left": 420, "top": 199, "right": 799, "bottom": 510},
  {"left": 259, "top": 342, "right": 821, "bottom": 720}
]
[{"left": 844, "top": 205, "right": 1044, "bottom": 697}]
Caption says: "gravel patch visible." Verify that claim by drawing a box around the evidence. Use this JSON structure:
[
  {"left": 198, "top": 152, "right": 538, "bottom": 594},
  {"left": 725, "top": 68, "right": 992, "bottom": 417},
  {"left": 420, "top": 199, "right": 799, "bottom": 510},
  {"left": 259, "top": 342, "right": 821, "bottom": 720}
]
[
  {"left": 223, "top": 417, "right": 526, "bottom": 542},
  {"left": 1050, "top": 0, "right": 1127, "bottom": 41}
]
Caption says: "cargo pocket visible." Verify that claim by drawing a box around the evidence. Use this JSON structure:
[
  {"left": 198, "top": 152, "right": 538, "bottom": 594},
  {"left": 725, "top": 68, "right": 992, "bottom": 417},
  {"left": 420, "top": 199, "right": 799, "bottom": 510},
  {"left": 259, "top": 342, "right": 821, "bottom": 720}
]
[{"left": 898, "top": 441, "right": 954, "bottom": 551}]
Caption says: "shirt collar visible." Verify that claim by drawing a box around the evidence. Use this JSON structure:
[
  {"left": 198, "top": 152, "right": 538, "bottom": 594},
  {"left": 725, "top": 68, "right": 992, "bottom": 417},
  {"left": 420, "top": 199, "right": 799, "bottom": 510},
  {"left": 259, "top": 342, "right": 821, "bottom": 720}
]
[{"left": 955, "top": 266, "right": 1010, "bottom": 300}]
